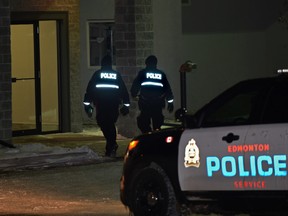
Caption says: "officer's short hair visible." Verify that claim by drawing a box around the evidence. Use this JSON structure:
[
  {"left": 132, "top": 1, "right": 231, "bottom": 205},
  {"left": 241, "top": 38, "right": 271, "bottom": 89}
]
[
  {"left": 145, "top": 55, "right": 157, "bottom": 67},
  {"left": 101, "top": 55, "right": 112, "bottom": 67}
]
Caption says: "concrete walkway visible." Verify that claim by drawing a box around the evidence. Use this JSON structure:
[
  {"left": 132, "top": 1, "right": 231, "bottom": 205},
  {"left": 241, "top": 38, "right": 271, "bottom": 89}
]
[{"left": 0, "top": 127, "right": 130, "bottom": 171}]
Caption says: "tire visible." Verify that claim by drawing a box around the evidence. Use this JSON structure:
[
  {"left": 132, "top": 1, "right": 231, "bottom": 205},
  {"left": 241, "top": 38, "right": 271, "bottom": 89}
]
[{"left": 129, "top": 163, "right": 180, "bottom": 216}]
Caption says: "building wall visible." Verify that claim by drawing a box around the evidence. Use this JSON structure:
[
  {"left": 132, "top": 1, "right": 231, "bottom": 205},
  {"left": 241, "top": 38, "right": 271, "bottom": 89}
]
[
  {"left": 178, "top": 3, "right": 288, "bottom": 115},
  {"left": 0, "top": 0, "right": 11, "bottom": 143},
  {"left": 181, "top": 22, "right": 288, "bottom": 114},
  {"left": 182, "top": 31, "right": 267, "bottom": 113},
  {"left": 10, "top": 0, "right": 82, "bottom": 132},
  {"left": 153, "top": 0, "right": 182, "bottom": 118},
  {"left": 80, "top": 0, "right": 155, "bottom": 137}
]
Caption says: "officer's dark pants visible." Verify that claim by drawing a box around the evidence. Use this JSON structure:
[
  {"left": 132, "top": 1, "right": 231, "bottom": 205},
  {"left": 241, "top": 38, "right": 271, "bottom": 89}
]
[
  {"left": 137, "top": 99, "right": 164, "bottom": 133},
  {"left": 95, "top": 102, "right": 119, "bottom": 155}
]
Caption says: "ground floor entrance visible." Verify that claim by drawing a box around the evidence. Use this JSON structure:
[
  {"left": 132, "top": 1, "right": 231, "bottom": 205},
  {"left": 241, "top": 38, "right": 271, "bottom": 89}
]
[{"left": 11, "top": 12, "right": 70, "bottom": 136}]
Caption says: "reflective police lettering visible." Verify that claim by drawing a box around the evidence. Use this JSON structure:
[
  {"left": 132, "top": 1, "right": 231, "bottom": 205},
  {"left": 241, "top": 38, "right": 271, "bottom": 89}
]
[
  {"left": 146, "top": 73, "right": 162, "bottom": 80},
  {"left": 206, "top": 155, "right": 287, "bottom": 177},
  {"left": 100, "top": 72, "right": 117, "bottom": 79}
]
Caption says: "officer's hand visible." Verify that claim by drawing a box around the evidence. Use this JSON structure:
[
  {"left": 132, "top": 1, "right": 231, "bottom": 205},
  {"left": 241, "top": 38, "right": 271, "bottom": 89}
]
[
  {"left": 120, "top": 105, "right": 129, "bottom": 116},
  {"left": 84, "top": 105, "right": 93, "bottom": 118},
  {"left": 167, "top": 102, "right": 174, "bottom": 113}
]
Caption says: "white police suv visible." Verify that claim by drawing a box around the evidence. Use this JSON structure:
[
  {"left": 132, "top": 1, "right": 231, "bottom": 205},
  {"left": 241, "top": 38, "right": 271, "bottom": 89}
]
[{"left": 120, "top": 72, "right": 288, "bottom": 216}]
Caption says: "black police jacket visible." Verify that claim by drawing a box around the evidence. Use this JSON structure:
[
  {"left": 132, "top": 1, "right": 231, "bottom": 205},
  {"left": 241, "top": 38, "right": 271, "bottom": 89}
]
[
  {"left": 131, "top": 67, "right": 174, "bottom": 103},
  {"left": 84, "top": 66, "right": 130, "bottom": 106}
]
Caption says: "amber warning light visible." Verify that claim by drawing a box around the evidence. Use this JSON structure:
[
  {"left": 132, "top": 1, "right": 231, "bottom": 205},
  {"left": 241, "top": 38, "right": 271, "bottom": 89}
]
[{"left": 128, "top": 140, "right": 139, "bottom": 151}]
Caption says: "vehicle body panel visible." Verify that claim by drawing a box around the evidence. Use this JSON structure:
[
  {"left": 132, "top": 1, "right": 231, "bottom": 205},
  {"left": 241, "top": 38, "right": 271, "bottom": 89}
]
[
  {"left": 243, "top": 124, "right": 288, "bottom": 190},
  {"left": 178, "top": 124, "right": 288, "bottom": 192},
  {"left": 178, "top": 126, "right": 248, "bottom": 191}
]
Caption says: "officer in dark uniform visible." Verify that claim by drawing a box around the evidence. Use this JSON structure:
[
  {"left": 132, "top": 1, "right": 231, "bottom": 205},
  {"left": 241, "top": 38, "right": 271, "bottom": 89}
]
[
  {"left": 83, "top": 55, "right": 130, "bottom": 157},
  {"left": 131, "top": 55, "right": 174, "bottom": 133}
]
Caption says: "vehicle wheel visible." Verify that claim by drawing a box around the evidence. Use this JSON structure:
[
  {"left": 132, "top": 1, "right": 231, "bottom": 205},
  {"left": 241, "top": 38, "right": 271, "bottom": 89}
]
[{"left": 129, "top": 163, "right": 180, "bottom": 216}]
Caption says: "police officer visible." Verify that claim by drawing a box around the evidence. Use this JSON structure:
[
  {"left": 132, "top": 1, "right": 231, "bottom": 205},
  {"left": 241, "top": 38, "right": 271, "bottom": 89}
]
[
  {"left": 131, "top": 55, "right": 174, "bottom": 133},
  {"left": 83, "top": 55, "right": 130, "bottom": 157}
]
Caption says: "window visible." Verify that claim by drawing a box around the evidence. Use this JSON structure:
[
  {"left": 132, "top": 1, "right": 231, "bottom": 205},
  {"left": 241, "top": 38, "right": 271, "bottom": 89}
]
[
  {"left": 200, "top": 83, "right": 269, "bottom": 128},
  {"left": 202, "top": 91, "right": 258, "bottom": 127},
  {"left": 262, "top": 83, "right": 288, "bottom": 124},
  {"left": 87, "top": 20, "right": 115, "bottom": 68}
]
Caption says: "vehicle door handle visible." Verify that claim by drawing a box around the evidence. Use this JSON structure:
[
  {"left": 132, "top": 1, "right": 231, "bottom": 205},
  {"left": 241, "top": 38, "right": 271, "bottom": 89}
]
[{"left": 222, "top": 133, "right": 239, "bottom": 143}]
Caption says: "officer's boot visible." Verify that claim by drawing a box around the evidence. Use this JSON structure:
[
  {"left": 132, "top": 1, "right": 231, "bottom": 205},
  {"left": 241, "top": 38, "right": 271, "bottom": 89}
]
[
  {"left": 105, "top": 142, "right": 118, "bottom": 157},
  {"left": 110, "top": 144, "right": 118, "bottom": 158}
]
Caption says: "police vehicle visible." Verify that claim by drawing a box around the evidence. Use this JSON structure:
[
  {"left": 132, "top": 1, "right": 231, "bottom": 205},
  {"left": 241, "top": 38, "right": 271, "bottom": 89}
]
[{"left": 120, "top": 70, "right": 288, "bottom": 216}]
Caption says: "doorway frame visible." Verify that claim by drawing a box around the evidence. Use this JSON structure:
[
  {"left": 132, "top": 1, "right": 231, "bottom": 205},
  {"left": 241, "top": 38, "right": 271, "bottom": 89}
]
[{"left": 11, "top": 12, "right": 71, "bottom": 135}]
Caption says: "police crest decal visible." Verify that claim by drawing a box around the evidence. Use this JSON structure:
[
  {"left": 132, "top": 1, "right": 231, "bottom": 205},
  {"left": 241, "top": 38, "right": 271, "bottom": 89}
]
[{"left": 184, "top": 138, "right": 200, "bottom": 168}]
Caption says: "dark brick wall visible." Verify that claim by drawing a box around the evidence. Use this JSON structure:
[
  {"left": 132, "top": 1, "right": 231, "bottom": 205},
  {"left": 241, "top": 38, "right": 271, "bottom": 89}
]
[
  {"left": 10, "top": 0, "right": 82, "bottom": 132},
  {"left": 115, "top": 0, "right": 154, "bottom": 137},
  {"left": 115, "top": 0, "right": 153, "bottom": 83},
  {"left": 0, "top": 0, "right": 12, "bottom": 143}
]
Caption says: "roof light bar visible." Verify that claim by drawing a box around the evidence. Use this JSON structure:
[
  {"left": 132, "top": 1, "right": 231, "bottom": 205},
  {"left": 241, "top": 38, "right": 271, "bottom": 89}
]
[{"left": 277, "top": 68, "right": 288, "bottom": 73}]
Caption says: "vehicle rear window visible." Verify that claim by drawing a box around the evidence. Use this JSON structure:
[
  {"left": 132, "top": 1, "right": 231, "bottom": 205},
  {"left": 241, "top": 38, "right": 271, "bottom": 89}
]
[
  {"left": 201, "top": 90, "right": 259, "bottom": 127},
  {"left": 262, "top": 83, "right": 288, "bottom": 124}
]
